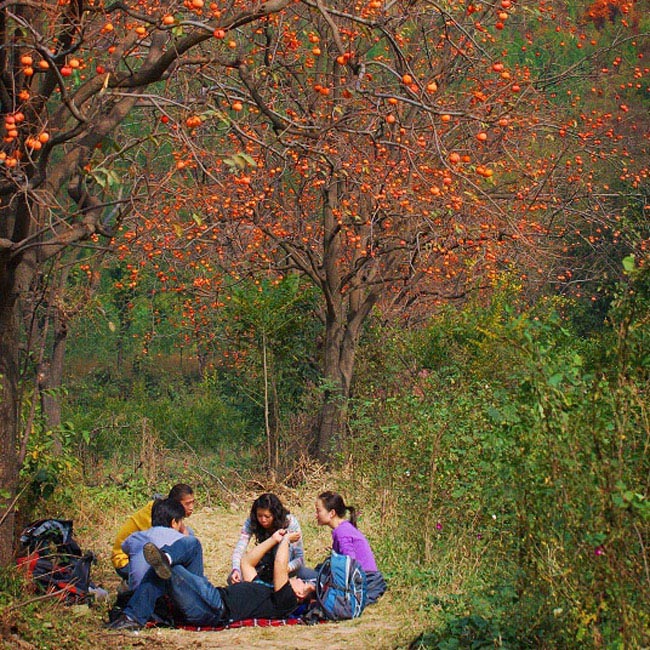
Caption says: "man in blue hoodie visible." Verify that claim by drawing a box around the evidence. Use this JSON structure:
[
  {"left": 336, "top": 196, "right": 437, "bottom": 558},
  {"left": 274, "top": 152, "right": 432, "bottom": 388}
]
[{"left": 121, "top": 498, "right": 187, "bottom": 590}]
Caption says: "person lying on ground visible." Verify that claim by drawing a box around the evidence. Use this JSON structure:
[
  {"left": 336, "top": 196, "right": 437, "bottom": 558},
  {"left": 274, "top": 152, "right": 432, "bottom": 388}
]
[
  {"left": 121, "top": 498, "right": 186, "bottom": 591},
  {"left": 111, "top": 483, "right": 196, "bottom": 581},
  {"left": 106, "top": 528, "right": 315, "bottom": 631},
  {"left": 229, "top": 492, "right": 307, "bottom": 585}
]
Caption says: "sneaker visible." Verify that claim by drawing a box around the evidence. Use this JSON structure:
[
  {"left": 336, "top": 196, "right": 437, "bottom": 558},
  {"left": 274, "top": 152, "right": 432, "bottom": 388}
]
[
  {"left": 104, "top": 613, "right": 142, "bottom": 631},
  {"left": 143, "top": 542, "right": 172, "bottom": 580}
]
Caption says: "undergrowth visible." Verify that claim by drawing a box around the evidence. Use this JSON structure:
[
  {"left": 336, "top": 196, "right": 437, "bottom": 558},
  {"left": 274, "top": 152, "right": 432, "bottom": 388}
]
[{"left": 3, "top": 269, "right": 648, "bottom": 649}]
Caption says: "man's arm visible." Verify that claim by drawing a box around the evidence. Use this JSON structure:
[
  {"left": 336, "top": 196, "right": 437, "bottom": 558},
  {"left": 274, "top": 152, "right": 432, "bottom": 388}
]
[
  {"left": 240, "top": 530, "right": 284, "bottom": 582},
  {"left": 273, "top": 534, "right": 291, "bottom": 592},
  {"left": 111, "top": 501, "right": 153, "bottom": 569}
]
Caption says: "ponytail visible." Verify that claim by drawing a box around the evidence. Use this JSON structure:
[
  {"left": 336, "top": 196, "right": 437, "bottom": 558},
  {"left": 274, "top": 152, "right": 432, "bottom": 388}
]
[{"left": 347, "top": 504, "right": 357, "bottom": 528}]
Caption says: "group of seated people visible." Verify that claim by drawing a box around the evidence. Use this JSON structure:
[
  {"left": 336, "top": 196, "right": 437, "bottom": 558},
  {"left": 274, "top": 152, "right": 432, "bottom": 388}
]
[{"left": 106, "top": 484, "right": 386, "bottom": 631}]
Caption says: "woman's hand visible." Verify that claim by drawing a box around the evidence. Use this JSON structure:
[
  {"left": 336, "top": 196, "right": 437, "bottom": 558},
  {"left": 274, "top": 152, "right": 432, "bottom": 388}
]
[
  {"left": 272, "top": 528, "right": 288, "bottom": 544},
  {"left": 229, "top": 569, "right": 242, "bottom": 584},
  {"left": 287, "top": 531, "right": 301, "bottom": 544}
]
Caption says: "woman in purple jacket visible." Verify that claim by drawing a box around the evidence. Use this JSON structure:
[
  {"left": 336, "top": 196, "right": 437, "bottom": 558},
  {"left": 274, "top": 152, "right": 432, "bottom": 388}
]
[{"left": 315, "top": 490, "right": 387, "bottom": 604}]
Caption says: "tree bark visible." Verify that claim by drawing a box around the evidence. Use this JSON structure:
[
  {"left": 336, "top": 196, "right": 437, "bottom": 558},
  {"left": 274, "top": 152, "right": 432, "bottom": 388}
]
[
  {"left": 39, "top": 312, "right": 68, "bottom": 433},
  {"left": 0, "top": 259, "right": 21, "bottom": 566},
  {"left": 310, "top": 177, "right": 378, "bottom": 461}
]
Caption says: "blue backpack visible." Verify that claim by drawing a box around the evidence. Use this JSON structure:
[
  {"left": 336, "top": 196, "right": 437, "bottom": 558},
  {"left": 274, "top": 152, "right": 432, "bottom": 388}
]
[{"left": 315, "top": 550, "right": 367, "bottom": 620}]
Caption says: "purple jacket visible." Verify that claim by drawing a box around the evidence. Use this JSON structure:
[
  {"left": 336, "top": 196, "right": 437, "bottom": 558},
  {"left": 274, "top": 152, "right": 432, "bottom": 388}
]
[{"left": 331, "top": 520, "right": 378, "bottom": 572}]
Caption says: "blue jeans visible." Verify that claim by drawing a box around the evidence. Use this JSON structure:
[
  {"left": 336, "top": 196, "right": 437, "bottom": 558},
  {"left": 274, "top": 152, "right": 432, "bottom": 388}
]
[
  {"left": 296, "top": 566, "right": 318, "bottom": 581},
  {"left": 166, "top": 566, "right": 225, "bottom": 626},
  {"left": 163, "top": 535, "right": 205, "bottom": 576},
  {"left": 124, "top": 535, "right": 207, "bottom": 624}
]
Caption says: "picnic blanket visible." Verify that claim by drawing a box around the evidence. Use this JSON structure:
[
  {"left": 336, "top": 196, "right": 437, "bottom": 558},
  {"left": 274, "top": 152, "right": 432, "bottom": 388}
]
[{"left": 177, "top": 616, "right": 308, "bottom": 632}]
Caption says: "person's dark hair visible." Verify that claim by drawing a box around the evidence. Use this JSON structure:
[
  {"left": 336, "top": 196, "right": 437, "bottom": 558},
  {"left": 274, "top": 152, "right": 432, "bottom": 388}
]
[
  {"left": 168, "top": 483, "right": 193, "bottom": 501},
  {"left": 152, "top": 498, "right": 186, "bottom": 527},
  {"left": 249, "top": 493, "right": 290, "bottom": 541},
  {"left": 318, "top": 490, "right": 357, "bottom": 527}
]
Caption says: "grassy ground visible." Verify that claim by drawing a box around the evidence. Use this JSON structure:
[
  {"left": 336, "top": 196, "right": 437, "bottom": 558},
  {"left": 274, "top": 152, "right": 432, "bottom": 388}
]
[{"left": 1, "top": 479, "right": 432, "bottom": 650}]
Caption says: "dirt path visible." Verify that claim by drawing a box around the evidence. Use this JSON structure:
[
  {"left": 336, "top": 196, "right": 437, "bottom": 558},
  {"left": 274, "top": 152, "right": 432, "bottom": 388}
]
[{"left": 100, "top": 502, "right": 414, "bottom": 650}]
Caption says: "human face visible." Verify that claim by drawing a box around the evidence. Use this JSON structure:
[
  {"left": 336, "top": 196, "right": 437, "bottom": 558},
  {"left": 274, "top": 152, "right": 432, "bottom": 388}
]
[
  {"left": 315, "top": 499, "right": 334, "bottom": 527},
  {"left": 256, "top": 508, "right": 274, "bottom": 530},
  {"left": 289, "top": 577, "right": 315, "bottom": 602},
  {"left": 179, "top": 494, "right": 195, "bottom": 517}
]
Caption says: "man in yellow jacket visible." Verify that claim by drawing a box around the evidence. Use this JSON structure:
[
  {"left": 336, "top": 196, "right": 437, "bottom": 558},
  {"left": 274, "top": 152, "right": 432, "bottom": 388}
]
[{"left": 111, "top": 483, "right": 195, "bottom": 580}]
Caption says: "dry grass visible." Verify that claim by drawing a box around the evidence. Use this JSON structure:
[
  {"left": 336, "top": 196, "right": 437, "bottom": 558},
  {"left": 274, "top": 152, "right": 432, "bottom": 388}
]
[{"left": 4, "top": 472, "right": 433, "bottom": 650}]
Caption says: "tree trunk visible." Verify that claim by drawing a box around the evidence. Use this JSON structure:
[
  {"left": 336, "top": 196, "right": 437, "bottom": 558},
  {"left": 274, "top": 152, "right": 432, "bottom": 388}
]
[
  {"left": 33, "top": 264, "right": 71, "bottom": 434},
  {"left": 311, "top": 309, "right": 367, "bottom": 461},
  {"left": 0, "top": 260, "right": 22, "bottom": 565},
  {"left": 312, "top": 320, "right": 347, "bottom": 460},
  {"left": 39, "top": 313, "right": 68, "bottom": 432},
  {"left": 310, "top": 176, "right": 378, "bottom": 461}
]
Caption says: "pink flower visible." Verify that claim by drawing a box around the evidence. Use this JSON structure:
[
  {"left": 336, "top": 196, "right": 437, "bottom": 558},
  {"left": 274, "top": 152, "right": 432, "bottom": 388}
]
[{"left": 594, "top": 546, "right": 605, "bottom": 556}]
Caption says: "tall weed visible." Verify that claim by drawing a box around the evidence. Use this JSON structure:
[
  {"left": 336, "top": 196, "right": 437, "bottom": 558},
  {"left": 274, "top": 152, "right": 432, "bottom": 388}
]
[{"left": 349, "top": 275, "right": 649, "bottom": 648}]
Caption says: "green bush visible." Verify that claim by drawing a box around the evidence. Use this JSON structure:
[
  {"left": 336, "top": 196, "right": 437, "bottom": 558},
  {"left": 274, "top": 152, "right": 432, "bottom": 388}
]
[
  {"left": 349, "top": 273, "right": 649, "bottom": 649},
  {"left": 64, "top": 370, "right": 260, "bottom": 461}
]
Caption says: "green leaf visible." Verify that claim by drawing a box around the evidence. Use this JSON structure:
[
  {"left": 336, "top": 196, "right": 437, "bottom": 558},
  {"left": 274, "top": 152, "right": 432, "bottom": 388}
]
[
  {"left": 237, "top": 152, "right": 258, "bottom": 168},
  {"left": 622, "top": 255, "right": 636, "bottom": 273},
  {"left": 486, "top": 406, "right": 503, "bottom": 422},
  {"left": 224, "top": 153, "right": 258, "bottom": 170},
  {"left": 89, "top": 167, "right": 121, "bottom": 190}
]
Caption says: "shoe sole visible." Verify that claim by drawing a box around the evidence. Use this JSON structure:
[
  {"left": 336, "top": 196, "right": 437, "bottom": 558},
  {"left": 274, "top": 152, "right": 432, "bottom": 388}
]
[
  {"left": 104, "top": 616, "right": 142, "bottom": 631},
  {"left": 143, "top": 542, "right": 172, "bottom": 580}
]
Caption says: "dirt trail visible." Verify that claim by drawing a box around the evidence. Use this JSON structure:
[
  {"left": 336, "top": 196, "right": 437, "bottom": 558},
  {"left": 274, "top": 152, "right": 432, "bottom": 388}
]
[{"left": 101, "top": 501, "right": 413, "bottom": 650}]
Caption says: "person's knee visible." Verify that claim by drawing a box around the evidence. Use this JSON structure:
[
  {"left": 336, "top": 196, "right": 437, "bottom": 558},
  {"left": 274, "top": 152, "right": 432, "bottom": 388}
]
[{"left": 163, "top": 535, "right": 202, "bottom": 556}]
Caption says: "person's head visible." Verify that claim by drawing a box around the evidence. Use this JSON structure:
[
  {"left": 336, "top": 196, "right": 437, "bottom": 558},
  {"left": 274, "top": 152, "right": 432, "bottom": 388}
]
[
  {"left": 151, "top": 498, "right": 186, "bottom": 530},
  {"left": 316, "top": 490, "right": 357, "bottom": 528},
  {"left": 289, "top": 576, "right": 316, "bottom": 603},
  {"left": 249, "top": 493, "right": 290, "bottom": 540},
  {"left": 168, "top": 483, "right": 195, "bottom": 517}
]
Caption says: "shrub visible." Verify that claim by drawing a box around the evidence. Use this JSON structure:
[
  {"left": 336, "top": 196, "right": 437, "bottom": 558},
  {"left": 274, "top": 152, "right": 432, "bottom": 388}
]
[{"left": 349, "top": 274, "right": 649, "bottom": 648}]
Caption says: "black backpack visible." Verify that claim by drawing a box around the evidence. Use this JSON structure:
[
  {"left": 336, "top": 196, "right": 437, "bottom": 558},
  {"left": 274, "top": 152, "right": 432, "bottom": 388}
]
[{"left": 17, "top": 518, "right": 98, "bottom": 604}]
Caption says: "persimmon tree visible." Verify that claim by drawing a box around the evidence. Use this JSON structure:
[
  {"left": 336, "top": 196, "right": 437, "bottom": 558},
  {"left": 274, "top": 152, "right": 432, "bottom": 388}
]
[
  {"left": 0, "top": 0, "right": 647, "bottom": 563},
  {"left": 122, "top": 0, "right": 649, "bottom": 458},
  {"left": 0, "top": 0, "right": 296, "bottom": 565}
]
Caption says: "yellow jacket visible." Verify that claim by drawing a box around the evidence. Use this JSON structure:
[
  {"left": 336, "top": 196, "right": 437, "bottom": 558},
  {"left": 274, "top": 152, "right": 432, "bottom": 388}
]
[{"left": 111, "top": 500, "right": 154, "bottom": 569}]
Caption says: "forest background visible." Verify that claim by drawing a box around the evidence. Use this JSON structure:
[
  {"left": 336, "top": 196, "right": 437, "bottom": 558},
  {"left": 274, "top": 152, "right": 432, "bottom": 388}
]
[{"left": 0, "top": 0, "right": 649, "bottom": 647}]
